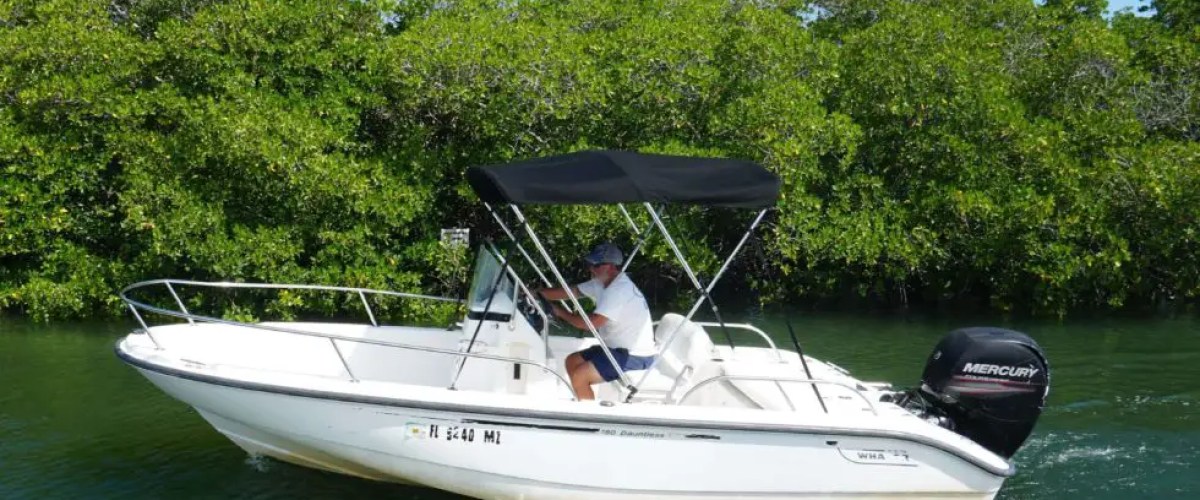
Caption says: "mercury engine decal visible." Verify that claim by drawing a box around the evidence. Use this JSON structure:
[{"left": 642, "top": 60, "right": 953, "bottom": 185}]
[{"left": 960, "top": 363, "right": 1040, "bottom": 379}]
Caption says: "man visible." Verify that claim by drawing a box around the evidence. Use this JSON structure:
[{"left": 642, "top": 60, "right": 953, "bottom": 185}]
[{"left": 537, "top": 242, "right": 656, "bottom": 400}]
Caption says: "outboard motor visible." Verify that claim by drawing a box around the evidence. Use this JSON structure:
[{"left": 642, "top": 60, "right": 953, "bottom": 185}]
[{"left": 900, "top": 327, "right": 1049, "bottom": 458}]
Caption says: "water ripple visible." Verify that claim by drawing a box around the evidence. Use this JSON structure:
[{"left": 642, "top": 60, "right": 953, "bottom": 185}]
[
  {"left": 244, "top": 454, "right": 274, "bottom": 473},
  {"left": 1045, "top": 444, "right": 1120, "bottom": 465},
  {"left": 1002, "top": 430, "right": 1200, "bottom": 499}
]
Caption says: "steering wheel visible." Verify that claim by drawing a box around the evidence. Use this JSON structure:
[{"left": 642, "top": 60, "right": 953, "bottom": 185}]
[
  {"left": 519, "top": 289, "right": 558, "bottom": 333},
  {"left": 535, "top": 291, "right": 559, "bottom": 327}
]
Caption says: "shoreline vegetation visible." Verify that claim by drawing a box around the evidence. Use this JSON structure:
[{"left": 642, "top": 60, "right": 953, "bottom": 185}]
[{"left": 2, "top": 0, "right": 1197, "bottom": 322}]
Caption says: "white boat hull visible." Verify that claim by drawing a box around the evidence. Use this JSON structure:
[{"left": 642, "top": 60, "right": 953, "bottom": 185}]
[{"left": 126, "top": 359, "right": 1005, "bottom": 499}]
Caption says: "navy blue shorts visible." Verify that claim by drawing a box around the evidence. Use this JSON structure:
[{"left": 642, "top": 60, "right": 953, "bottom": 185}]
[{"left": 580, "top": 345, "right": 655, "bottom": 382}]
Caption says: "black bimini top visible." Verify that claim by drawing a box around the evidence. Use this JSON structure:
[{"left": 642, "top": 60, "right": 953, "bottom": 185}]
[{"left": 465, "top": 150, "right": 780, "bottom": 208}]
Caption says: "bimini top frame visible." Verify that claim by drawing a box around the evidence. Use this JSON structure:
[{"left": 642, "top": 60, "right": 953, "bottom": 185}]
[{"left": 466, "top": 150, "right": 781, "bottom": 400}]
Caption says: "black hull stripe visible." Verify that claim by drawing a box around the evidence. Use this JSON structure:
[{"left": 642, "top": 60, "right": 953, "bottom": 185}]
[
  {"left": 114, "top": 344, "right": 1014, "bottom": 478},
  {"left": 461, "top": 419, "right": 600, "bottom": 433}
]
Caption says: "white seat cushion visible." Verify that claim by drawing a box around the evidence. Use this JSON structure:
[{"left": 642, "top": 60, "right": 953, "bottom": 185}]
[{"left": 652, "top": 313, "right": 715, "bottom": 382}]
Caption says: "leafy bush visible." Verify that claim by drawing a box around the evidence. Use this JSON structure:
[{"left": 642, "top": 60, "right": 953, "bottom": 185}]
[{"left": 1, "top": 0, "right": 1196, "bottom": 321}]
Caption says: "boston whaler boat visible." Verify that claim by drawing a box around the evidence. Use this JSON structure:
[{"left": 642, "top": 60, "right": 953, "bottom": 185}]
[{"left": 116, "top": 151, "right": 1050, "bottom": 499}]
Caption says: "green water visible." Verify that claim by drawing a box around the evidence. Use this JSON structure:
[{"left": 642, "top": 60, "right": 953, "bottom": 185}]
[{"left": 2, "top": 312, "right": 1197, "bottom": 498}]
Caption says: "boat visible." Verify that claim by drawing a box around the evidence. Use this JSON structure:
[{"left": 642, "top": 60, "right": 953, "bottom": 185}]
[{"left": 115, "top": 150, "right": 1050, "bottom": 499}]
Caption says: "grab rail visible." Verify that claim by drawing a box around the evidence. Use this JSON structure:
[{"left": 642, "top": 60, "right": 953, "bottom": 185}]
[
  {"left": 691, "top": 322, "right": 783, "bottom": 361},
  {"left": 651, "top": 320, "right": 784, "bottom": 362},
  {"left": 119, "top": 280, "right": 577, "bottom": 400},
  {"left": 676, "top": 375, "right": 879, "bottom": 415}
]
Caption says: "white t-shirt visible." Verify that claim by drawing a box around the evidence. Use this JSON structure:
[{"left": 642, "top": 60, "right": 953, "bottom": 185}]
[{"left": 576, "top": 273, "right": 656, "bottom": 356}]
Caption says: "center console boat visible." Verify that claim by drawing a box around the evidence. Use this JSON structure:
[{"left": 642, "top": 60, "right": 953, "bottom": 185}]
[{"left": 115, "top": 150, "right": 1050, "bottom": 499}]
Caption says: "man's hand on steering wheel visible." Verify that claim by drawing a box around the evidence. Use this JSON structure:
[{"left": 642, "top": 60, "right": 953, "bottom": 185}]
[{"left": 533, "top": 289, "right": 559, "bottom": 325}]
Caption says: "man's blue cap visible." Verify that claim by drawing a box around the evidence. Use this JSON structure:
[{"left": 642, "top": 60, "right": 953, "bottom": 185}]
[{"left": 584, "top": 242, "right": 623, "bottom": 265}]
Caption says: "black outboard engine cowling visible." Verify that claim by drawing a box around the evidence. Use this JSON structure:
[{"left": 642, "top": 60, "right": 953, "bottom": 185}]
[{"left": 917, "top": 327, "right": 1050, "bottom": 458}]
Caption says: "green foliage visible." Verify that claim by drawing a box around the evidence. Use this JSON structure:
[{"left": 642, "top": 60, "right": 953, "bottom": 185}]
[{"left": 1, "top": 0, "right": 1197, "bottom": 322}]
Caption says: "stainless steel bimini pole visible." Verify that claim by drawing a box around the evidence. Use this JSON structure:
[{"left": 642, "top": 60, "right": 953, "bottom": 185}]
[
  {"left": 618, "top": 204, "right": 659, "bottom": 274},
  {"left": 479, "top": 204, "right": 556, "bottom": 361},
  {"left": 618, "top": 204, "right": 640, "bottom": 234},
  {"left": 642, "top": 202, "right": 737, "bottom": 347},
  {"left": 629, "top": 207, "right": 770, "bottom": 399},
  {"left": 484, "top": 202, "right": 576, "bottom": 314},
  {"left": 509, "top": 204, "right": 634, "bottom": 391},
  {"left": 683, "top": 208, "right": 769, "bottom": 320}
]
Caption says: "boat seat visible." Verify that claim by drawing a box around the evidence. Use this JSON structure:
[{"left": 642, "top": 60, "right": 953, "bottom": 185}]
[
  {"left": 622, "top": 313, "right": 714, "bottom": 402},
  {"left": 596, "top": 314, "right": 717, "bottom": 403},
  {"left": 653, "top": 313, "right": 715, "bottom": 380}
]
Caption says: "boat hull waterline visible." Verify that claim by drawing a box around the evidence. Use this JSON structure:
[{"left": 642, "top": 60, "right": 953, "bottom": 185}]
[{"left": 118, "top": 348, "right": 1005, "bottom": 499}]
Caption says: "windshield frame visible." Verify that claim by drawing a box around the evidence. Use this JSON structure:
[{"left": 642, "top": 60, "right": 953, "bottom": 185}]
[{"left": 465, "top": 245, "right": 517, "bottom": 319}]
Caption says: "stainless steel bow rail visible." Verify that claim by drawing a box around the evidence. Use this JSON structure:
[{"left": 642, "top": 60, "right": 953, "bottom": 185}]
[{"left": 119, "top": 279, "right": 579, "bottom": 400}]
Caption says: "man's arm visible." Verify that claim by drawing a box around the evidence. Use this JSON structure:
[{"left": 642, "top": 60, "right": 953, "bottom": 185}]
[
  {"left": 538, "top": 285, "right": 581, "bottom": 301},
  {"left": 553, "top": 305, "right": 609, "bottom": 332}
]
